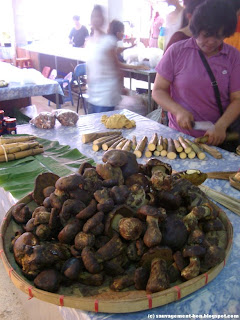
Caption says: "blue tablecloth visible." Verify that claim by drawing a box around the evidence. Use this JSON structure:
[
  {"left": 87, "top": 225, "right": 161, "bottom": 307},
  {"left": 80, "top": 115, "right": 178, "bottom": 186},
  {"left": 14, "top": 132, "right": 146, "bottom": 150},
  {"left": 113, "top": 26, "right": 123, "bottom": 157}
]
[
  {"left": 16, "top": 109, "right": 240, "bottom": 319},
  {"left": 0, "top": 61, "right": 63, "bottom": 101}
]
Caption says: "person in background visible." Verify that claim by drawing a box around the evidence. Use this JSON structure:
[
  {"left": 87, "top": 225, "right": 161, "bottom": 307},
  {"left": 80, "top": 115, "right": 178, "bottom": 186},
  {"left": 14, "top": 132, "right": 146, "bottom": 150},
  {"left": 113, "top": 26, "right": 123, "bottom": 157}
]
[
  {"left": 108, "top": 20, "right": 135, "bottom": 62},
  {"left": 85, "top": 5, "right": 122, "bottom": 114},
  {"left": 165, "top": 0, "right": 204, "bottom": 51},
  {"left": 69, "top": 15, "right": 89, "bottom": 47},
  {"left": 152, "top": 0, "right": 240, "bottom": 150},
  {"left": 158, "top": 26, "right": 166, "bottom": 50},
  {"left": 224, "top": 0, "right": 240, "bottom": 51},
  {"left": 163, "top": 0, "right": 184, "bottom": 50},
  {"left": 149, "top": 11, "right": 164, "bottom": 48}
]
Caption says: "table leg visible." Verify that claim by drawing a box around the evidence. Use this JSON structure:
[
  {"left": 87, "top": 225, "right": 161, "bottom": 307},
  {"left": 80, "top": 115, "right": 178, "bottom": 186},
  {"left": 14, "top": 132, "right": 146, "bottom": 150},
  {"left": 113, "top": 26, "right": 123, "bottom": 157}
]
[
  {"left": 148, "top": 74, "right": 151, "bottom": 113},
  {"left": 56, "top": 93, "right": 60, "bottom": 109}
]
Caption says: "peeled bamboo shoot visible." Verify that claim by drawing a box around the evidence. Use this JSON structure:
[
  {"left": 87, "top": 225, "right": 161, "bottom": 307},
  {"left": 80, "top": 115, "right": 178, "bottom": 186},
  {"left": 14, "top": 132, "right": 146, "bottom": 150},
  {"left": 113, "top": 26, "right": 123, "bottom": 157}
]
[
  {"left": 179, "top": 152, "right": 187, "bottom": 159},
  {"left": 134, "top": 136, "right": 148, "bottom": 158},
  {"left": 198, "top": 143, "right": 222, "bottom": 159},
  {"left": 102, "top": 137, "right": 124, "bottom": 151},
  {"left": 185, "top": 139, "right": 206, "bottom": 160},
  {"left": 157, "top": 136, "right": 164, "bottom": 152},
  {"left": 0, "top": 142, "right": 40, "bottom": 155},
  {"left": 173, "top": 139, "right": 183, "bottom": 153},
  {"left": 93, "top": 134, "right": 120, "bottom": 145},
  {"left": 160, "top": 138, "right": 168, "bottom": 157},
  {"left": 178, "top": 137, "right": 192, "bottom": 154},
  {"left": 167, "top": 138, "right": 177, "bottom": 160},
  {"left": 187, "top": 151, "right": 196, "bottom": 159},
  {"left": 122, "top": 140, "right": 132, "bottom": 151},
  {"left": 132, "top": 136, "right": 137, "bottom": 150},
  {"left": 82, "top": 131, "right": 121, "bottom": 144},
  {"left": 153, "top": 150, "right": 160, "bottom": 157},
  {"left": 108, "top": 138, "right": 125, "bottom": 150},
  {"left": 116, "top": 139, "right": 128, "bottom": 150},
  {"left": 145, "top": 149, "right": 152, "bottom": 158},
  {"left": 148, "top": 133, "right": 158, "bottom": 151}
]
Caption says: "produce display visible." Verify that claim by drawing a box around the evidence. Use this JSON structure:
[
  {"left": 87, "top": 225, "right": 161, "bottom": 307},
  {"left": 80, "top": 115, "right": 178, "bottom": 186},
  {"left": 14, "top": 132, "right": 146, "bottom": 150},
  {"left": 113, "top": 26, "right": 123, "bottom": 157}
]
[
  {"left": 53, "top": 109, "right": 79, "bottom": 126},
  {"left": 101, "top": 114, "right": 136, "bottom": 129},
  {"left": 8, "top": 150, "right": 227, "bottom": 295},
  {"left": 0, "top": 135, "right": 44, "bottom": 162},
  {"left": 84, "top": 131, "right": 211, "bottom": 160}
]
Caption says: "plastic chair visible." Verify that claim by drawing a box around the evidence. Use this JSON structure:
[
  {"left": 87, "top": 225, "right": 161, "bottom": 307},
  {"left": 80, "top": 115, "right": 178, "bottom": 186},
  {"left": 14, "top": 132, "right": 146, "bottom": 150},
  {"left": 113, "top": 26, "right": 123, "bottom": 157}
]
[
  {"left": 73, "top": 63, "right": 87, "bottom": 113},
  {"left": 48, "top": 70, "right": 74, "bottom": 107},
  {"left": 42, "top": 66, "right": 51, "bottom": 78}
]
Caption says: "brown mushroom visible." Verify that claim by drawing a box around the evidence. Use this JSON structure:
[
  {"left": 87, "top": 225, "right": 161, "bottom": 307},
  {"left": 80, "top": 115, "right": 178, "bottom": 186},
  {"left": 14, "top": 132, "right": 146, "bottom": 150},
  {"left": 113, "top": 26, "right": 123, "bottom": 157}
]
[
  {"left": 173, "top": 251, "right": 188, "bottom": 271},
  {"left": 97, "top": 236, "right": 125, "bottom": 261},
  {"left": 137, "top": 205, "right": 166, "bottom": 248},
  {"left": 33, "top": 172, "right": 60, "bottom": 205},
  {"left": 118, "top": 218, "right": 143, "bottom": 241},
  {"left": 104, "top": 254, "right": 129, "bottom": 276},
  {"left": 140, "top": 246, "right": 173, "bottom": 270},
  {"left": 96, "top": 163, "right": 124, "bottom": 186},
  {"left": 58, "top": 218, "right": 83, "bottom": 244},
  {"left": 125, "top": 184, "right": 146, "bottom": 209},
  {"left": 168, "top": 262, "right": 181, "bottom": 283},
  {"left": 60, "top": 199, "right": 86, "bottom": 224},
  {"left": 78, "top": 162, "right": 94, "bottom": 175},
  {"left": 110, "top": 269, "right": 135, "bottom": 291},
  {"left": 144, "top": 158, "right": 172, "bottom": 177},
  {"left": 61, "top": 257, "right": 83, "bottom": 280},
  {"left": 82, "top": 211, "right": 104, "bottom": 233},
  {"left": 76, "top": 199, "right": 97, "bottom": 220},
  {"left": 134, "top": 266, "right": 150, "bottom": 290},
  {"left": 74, "top": 232, "right": 95, "bottom": 250},
  {"left": 183, "top": 245, "right": 206, "bottom": 257},
  {"left": 110, "top": 185, "right": 130, "bottom": 204},
  {"left": 94, "top": 188, "right": 115, "bottom": 212},
  {"left": 34, "top": 269, "right": 61, "bottom": 292},
  {"left": 13, "top": 232, "right": 39, "bottom": 266},
  {"left": 12, "top": 203, "right": 32, "bottom": 224},
  {"left": 55, "top": 173, "right": 85, "bottom": 192},
  {"left": 146, "top": 258, "right": 170, "bottom": 293},
  {"left": 78, "top": 272, "right": 104, "bottom": 286},
  {"left": 81, "top": 246, "right": 103, "bottom": 274},
  {"left": 181, "top": 257, "right": 200, "bottom": 280}
]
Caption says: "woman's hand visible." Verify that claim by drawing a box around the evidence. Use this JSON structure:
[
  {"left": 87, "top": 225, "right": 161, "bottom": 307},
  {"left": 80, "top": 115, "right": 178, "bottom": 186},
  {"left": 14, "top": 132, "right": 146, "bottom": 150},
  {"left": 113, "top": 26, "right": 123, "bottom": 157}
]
[
  {"left": 175, "top": 109, "right": 194, "bottom": 130},
  {"left": 204, "top": 125, "right": 226, "bottom": 146}
]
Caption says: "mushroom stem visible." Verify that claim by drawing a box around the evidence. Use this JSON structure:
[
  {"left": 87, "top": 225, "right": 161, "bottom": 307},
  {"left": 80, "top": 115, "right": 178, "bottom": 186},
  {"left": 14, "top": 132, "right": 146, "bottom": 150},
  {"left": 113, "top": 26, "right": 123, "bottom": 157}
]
[
  {"left": 144, "top": 215, "right": 162, "bottom": 248},
  {"left": 146, "top": 258, "right": 169, "bottom": 293},
  {"left": 181, "top": 256, "right": 200, "bottom": 280}
]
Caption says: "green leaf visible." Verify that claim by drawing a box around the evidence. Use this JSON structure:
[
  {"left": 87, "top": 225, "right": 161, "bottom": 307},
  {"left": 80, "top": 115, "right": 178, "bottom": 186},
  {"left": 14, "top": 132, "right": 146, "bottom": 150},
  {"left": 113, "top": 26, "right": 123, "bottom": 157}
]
[{"left": 0, "top": 134, "right": 95, "bottom": 199}]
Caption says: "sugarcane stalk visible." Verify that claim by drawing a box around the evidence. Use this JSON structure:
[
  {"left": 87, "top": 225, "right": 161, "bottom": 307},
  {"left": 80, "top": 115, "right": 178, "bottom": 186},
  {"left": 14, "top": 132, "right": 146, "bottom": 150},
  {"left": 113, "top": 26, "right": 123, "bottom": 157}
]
[
  {"left": 157, "top": 136, "right": 164, "bottom": 151},
  {"left": 185, "top": 139, "right": 206, "bottom": 160},
  {"left": 173, "top": 139, "right": 183, "bottom": 153},
  {"left": 178, "top": 136, "right": 192, "bottom": 154},
  {"left": 134, "top": 136, "right": 148, "bottom": 158},
  {"left": 0, "top": 135, "right": 37, "bottom": 145},
  {"left": 160, "top": 138, "right": 168, "bottom": 157},
  {"left": 0, "top": 142, "right": 40, "bottom": 155},
  {"left": 82, "top": 131, "right": 122, "bottom": 144},
  {"left": 148, "top": 133, "right": 158, "bottom": 151},
  {"left": 108, "top": 138, "right": 125, "bottom": 150},
  {"left": 167, "top": 138, "right": 177, "bottom": 160},
  {"left": 122, "top": 140, "right": 132, "bottom": 151},
  {"left": 0, "top": 148, "right": 44, "bottom": 162},
  {"left": 132, "top": 135, "right": 137, "bottom": 150}
]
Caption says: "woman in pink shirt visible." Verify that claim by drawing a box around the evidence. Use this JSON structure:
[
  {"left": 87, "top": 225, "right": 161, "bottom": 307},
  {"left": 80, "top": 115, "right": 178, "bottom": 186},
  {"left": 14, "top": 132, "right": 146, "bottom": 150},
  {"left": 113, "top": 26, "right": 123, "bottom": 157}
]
[{"left": 152, "top": 0, "right": 240, "bottom": 148}]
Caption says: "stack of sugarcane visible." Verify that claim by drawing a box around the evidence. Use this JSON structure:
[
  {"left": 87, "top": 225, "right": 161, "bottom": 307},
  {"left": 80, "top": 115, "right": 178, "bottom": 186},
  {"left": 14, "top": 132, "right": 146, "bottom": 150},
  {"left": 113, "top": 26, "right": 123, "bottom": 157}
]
[{"left": 0, "top": 135, "right": 44, "bottom": 162}]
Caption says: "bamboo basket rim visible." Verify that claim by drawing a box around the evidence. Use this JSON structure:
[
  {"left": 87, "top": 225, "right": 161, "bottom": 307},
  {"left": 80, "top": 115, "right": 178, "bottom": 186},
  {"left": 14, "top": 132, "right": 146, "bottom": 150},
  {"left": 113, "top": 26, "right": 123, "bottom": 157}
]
[{"left": 0, "top": 193, "right": 233, "bottom": 314}]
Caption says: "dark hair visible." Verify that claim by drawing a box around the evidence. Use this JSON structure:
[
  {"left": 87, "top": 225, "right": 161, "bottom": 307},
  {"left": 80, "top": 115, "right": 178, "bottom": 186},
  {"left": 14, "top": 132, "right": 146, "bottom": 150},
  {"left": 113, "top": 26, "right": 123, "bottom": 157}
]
[
  {"left": 108, "top": 20, "right": 124, "bottom": 38},
  {"left": 73, "top": 15, "right": 80, "bottom": 21},
  {"left": 190, "top": 0, "right": 237, "bottom": 38},
  {"left": 182, "top": 0, "right": 204, "bottom": 28}
]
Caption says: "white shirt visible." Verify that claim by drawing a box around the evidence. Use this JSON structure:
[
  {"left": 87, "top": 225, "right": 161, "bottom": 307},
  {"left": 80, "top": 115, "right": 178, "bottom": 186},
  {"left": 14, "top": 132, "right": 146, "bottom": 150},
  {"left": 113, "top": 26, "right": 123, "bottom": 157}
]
[{"left": 86, "top": 34, "right": 121, "bottom": 107}]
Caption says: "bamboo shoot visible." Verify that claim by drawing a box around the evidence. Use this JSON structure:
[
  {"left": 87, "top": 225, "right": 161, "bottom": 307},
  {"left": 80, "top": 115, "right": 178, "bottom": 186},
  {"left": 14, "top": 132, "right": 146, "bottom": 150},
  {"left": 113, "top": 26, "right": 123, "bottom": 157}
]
[
  {"left": 198, "top": 143, "right": 222, "bottom": 159},
  {"left": 153, "top": 150, "right": 160, "bottom": 157},
  {"left": 156, "top": 136, "right": 164, "bottom": 151},
  {"left": 145, "top": 149, "right": 152, "bottom": 158},
  {"left": 185, "top": 139, "right": 206, "bottom": 160},
  {"left": 0, "top": 148, "right": 44, "bottom": 162},
  {"left": 93, "top": 134, "right": 120, "bottom": 145},
  {"left": 134, "top": 136, "right": 148, "bottom": 158},
  {"left": 116, "top": 139, "right": 128, "bottom": 150},
  {"left": 82, "top": 131, "right": 122, "bottom": 144},
  {"left": 0, "top": 135, "right": 37, "bottom": 145},
  {"left": 122, "top": 140, "right": 132, "bottom": 151},
  {"left": 179, "top": 152, "right": 187, "bottom": 159},
  {"left": 108, "top": 138, "right": 125, "bottom": 150},
  {"left": 173, "top": 139, "right": 183, "bottom": 153},
  {"left": 160, "top": 138, "right": 168, "bottom": 157},
  {"left": 178, "top": 136, "right": 192, "bottom": 154},
  {"left": 148, "top": 133, "right": 158, "bottom": 151},
  {"left": 167, "top": 138, "right": 177, "bottom": 160},
  {"left": 132, "top": 135, "right": 137, "bottom": 150},
  {"left": 102, "top": 137, "right": 124, "bottom": 151}
]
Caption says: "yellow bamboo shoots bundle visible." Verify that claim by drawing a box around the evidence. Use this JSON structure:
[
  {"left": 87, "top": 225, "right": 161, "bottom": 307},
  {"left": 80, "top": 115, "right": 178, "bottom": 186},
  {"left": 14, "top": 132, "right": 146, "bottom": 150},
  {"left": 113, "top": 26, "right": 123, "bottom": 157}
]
[
  {"left": 0, "top": 142, "right": 40, "bottom": 155},
  {"left": 0, "top": 148, "right": 44, "bottom": 163},
  {"left": 0, "top": 136, "right": 37, "bottom": 145}
]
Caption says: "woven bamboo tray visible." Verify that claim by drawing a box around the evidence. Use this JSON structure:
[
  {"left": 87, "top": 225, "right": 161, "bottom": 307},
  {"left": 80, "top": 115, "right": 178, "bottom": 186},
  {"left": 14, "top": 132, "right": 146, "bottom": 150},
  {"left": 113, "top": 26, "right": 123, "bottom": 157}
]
[{"left": 0, "top": 193, "right": 233, "bottom": 314}]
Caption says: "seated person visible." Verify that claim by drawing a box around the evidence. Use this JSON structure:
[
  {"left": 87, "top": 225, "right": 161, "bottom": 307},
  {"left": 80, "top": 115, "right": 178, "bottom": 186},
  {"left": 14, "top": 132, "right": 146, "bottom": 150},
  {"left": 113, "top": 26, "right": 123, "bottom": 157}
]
[
  {"left": 152, "top": 0, "right": 240, "bottom": 150},
  {"left": 69, "top": 15, "right": 89, "bottom": 48}
]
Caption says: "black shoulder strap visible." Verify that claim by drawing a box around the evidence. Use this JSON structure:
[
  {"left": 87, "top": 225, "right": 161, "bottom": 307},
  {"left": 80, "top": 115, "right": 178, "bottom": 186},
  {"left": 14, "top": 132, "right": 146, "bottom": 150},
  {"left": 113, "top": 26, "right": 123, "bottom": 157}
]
[{"left": 198, "top": 50, "right": 224, "bottom": 115}]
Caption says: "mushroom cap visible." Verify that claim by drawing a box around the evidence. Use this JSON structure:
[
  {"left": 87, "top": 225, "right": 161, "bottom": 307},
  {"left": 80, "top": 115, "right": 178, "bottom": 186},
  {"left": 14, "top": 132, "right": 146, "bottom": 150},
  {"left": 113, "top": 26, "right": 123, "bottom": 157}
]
[
  {"left": 119, "top": 217, "right": 143, "bottom": 241},
  {"left": 33, "top": 172, "right": 60, "bottom": 205},
  {"left": 145, "top": 159, "right": 172, "bottom": 176},
  {"left": 55, "top": 173, "right": 85, "bottom": 192},
  {"left": 78, "top": 162, "right": 94, "bottom": 175},
  {"left": 140, "top": 246, "right": 173, "bottom": 269},
  {"left": 125, "top": 173, "right": 150, "bottom": 192},
  {"left": 137, "top": 205, "right": 166, "bottom": 220},
  {"left": 183, "top": 245, "right": 206, "bottom": 257},
  {"left": 102, "top": 149, "right": 128, "bottom": 167}
]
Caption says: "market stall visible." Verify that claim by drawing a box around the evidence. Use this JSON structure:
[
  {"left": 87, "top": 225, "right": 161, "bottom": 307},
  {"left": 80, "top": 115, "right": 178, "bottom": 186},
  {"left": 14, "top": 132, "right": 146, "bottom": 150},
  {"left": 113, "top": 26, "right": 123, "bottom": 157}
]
[{"left": 0, "top": 110, "right": 239, "bottom": 320}]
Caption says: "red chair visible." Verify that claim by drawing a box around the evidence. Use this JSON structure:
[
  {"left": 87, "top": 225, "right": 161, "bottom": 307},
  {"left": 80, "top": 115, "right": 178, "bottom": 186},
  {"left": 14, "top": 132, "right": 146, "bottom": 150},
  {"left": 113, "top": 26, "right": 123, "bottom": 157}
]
[{"left": 41, "top": 66, "right": 51, "bottom": 78}]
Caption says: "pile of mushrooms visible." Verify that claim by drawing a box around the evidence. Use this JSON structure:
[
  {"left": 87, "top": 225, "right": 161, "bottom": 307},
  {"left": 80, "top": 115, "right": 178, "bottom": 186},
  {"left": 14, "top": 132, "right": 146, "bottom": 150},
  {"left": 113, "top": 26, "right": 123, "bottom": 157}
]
[{"left": 10, "top": 150, "right": 227, "bottom": 293}]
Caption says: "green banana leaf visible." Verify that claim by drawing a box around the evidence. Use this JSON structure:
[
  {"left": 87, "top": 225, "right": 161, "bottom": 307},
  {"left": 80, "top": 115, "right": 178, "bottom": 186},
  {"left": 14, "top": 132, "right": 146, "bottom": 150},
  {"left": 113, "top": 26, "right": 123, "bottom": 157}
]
[{"left": 0, "top": 135, "right": 95, "bottom": 199}]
